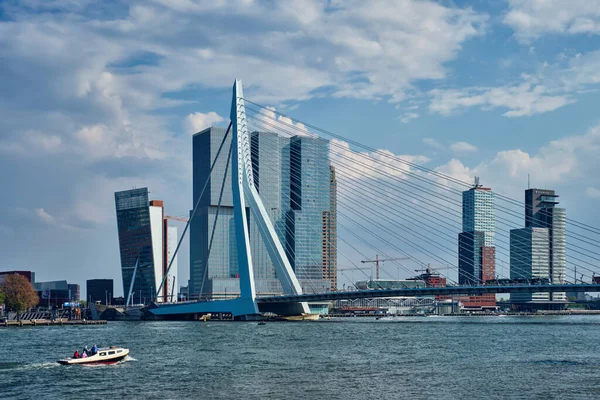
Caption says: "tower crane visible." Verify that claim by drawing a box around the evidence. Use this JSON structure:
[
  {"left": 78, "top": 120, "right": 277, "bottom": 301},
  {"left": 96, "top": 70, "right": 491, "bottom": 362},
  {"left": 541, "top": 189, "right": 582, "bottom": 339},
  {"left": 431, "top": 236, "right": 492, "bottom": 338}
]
[{"left": 361, "top": 255, "right": 410, "bottom": 280}]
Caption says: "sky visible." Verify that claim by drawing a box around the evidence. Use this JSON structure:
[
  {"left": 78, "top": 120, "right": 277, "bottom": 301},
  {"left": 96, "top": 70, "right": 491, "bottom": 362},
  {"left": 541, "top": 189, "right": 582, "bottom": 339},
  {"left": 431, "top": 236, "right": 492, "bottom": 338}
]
[{"left": 2, "top": 0, "right": 600, "bottom": 297}]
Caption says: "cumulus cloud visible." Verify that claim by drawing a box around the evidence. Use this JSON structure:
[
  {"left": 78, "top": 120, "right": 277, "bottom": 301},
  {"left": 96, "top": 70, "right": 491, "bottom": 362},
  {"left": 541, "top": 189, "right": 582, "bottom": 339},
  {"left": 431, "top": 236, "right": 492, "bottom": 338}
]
[
  {"left": 427, "top": 49, "right": 600, "bottom": 117},
  {"left": 331, "top": 138, "right": 430, "bottom": 183},
  {"left": 434, "top": 123, "right": 600, "bottom": 197},
  {"left": 423, "top": 138, "right": 442, "bottom": 149},
  {"left": 450, "top": 141, "right": 478, "bottom": 154},
  {"left": 505, "top": 0, "right": 600, "bottom": 41},
  {"left": 400, "top": 112, "right": 419, "bottom": 124},
  {"left": 0, "top": 0, "right": 486, "bottom": 106},
  {"left": 429, "top": 83, "right": 572, "bottom": 117},
  {"left": 184, "top": 112, "right": 225, "bottom": 135}
]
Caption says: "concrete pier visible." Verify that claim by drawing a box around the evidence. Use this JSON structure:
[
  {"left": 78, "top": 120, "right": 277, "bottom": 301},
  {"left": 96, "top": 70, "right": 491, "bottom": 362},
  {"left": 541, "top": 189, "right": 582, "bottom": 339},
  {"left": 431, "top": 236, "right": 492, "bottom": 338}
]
[{"left": 1, "top": 319, "right": 107, "bottom": 327}]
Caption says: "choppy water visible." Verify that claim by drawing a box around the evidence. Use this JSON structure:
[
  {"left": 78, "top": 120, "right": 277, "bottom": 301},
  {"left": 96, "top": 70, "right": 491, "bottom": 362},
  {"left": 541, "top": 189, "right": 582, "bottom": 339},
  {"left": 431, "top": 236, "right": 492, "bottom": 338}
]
[{"left": 2, "top": 315, "right": 600, "bottom": 399}]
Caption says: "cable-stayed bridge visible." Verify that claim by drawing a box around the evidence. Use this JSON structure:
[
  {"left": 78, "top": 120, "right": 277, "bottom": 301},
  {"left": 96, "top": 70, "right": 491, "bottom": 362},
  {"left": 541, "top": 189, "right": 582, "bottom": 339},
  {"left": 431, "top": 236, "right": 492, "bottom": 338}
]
[{"left": 150, "top": 79, "right": 600, "bottom": 320}]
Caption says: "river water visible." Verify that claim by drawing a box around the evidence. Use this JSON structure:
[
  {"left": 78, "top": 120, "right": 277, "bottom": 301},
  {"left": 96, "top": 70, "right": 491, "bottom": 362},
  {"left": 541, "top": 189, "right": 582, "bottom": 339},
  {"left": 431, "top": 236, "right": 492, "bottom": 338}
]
[{"left": 1, "top": 315, "right": 600, "bottom": 399}]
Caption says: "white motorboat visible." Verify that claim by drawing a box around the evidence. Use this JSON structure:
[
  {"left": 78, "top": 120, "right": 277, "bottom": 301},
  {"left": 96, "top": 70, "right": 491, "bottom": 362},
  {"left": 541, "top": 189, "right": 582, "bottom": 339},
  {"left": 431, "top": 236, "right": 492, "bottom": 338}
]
[{"left": 57, "top": 346, "right": 129, "bottom": 365}]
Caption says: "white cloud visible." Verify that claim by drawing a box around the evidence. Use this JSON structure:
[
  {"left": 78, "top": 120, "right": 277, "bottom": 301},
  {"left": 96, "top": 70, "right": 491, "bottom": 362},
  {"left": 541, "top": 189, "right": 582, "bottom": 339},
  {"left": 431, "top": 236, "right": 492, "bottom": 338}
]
[
  {"left": 184, "top": 112, "right": 225, "bottom": 135},
  {"left": 505, "top": 0, "right": 600, "bottom": 41},
  {"left": 435, "top": 123, "right": 600, "bottom": 196},
  {"left": 427, "top": 49, "right": 600, "bottom": 117},
  {"left": 34, "top": 208, "right": 55, "bottom": 224},
  {"left": 586, "top": 187, "right": 600, "bottom": 199},
  {"left": 423, "top": 137, "right": 442, "bottom": 149},
  {"left": 0, "top": 0, "right": 486, "bottom": 106},
  {"left": 400, "top": 112, "right": 419, "bottom": 124},
  {"left": 331, "top": 138, "right": 430, "bottom": 182},
  {"left": 450, "top": 141, "right": 478, "bottom": 154},
  {"left": 16, "top": 207, "right": 55, "bottom": 224},
  {"left": 429, "top": 82, "right": 572, "bottom": 117}
]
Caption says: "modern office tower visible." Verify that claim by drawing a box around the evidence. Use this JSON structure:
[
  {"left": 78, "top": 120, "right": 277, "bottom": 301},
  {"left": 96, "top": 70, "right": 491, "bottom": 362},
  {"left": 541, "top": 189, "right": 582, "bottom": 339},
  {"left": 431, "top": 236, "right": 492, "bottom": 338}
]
[
  {"left": 510, "top": 227, "right": 552, "bottom": 303},
  {"left": 323, "top": 165, "right": 337, "bottom": 291},
  {"left": 68, "top": 284, "right": 80, "bottom": 301},
  {"left": 457, "top": 179, "right": 496, "bottom": 309},
  {"left": 189, "top": 127, "right": 336, "bottom": 299},
  {"left": 115, "top": 189, "right": 178, "bottom": 304},
  {"left": 86, "top": 279, "right": 113, "bottom": 305},
  {"left": 510, "top": 189, "right": 567, "bottom": 306},
  {"left": 166, "top": 225, "right": 178, "bottom": 302},
  {"left": 525, "top": 189, "right": 566, "bottom": 300},
  {"left": 190, "top": 127, "right": 235, "bottom": 299},
  {"left": 286, "top": 135, "right": 333, "bottom": 294}
]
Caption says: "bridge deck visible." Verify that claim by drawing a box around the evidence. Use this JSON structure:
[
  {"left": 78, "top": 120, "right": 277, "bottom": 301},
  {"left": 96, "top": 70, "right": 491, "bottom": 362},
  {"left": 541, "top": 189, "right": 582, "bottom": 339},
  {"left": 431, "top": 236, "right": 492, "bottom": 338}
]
[{"left": 256, "top": 284, "right": 600, "bottom": 304}]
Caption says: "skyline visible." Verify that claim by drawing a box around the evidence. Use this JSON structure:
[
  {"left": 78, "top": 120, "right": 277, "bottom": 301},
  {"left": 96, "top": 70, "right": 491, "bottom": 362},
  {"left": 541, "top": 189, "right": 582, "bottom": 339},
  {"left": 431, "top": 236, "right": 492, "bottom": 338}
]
[{"left": 2, "top": 1, "right": 600, "bottom": 297}]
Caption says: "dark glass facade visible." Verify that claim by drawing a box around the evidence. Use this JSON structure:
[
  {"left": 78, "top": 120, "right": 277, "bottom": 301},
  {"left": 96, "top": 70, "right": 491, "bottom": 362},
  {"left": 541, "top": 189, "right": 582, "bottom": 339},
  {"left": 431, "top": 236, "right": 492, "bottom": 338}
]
[
  {"left": 115, "top": 188, "right": 156, "bottom": 305},
  {"left": 86, "top": 279, "right": 114, "bottom": 305}
]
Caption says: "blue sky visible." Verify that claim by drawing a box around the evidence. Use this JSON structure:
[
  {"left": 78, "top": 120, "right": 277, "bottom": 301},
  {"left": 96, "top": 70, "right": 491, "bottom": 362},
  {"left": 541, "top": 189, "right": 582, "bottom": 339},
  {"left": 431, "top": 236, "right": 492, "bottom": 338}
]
[{"left": 2, "top": 0, "right": 600, "bottom": 296}]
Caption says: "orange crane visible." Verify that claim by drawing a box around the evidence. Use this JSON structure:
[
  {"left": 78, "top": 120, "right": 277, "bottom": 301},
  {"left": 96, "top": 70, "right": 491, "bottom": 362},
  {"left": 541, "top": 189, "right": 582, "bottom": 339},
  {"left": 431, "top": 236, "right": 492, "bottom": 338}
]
[
  {"left": 165, "top": 215, "right": 189, "bottom": 223},
  {"left": 361, "top": 255, "right": 410, "bottom": 280}
]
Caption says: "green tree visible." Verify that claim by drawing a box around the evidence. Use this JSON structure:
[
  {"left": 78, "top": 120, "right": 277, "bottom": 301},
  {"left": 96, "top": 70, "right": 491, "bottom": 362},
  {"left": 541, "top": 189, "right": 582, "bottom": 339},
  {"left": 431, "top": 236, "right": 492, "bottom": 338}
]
[
  {"left": 0, "top": 289, "right": 5, "bottom": 305},
  {"left": 1, "top": 274, "right": 39, "bottom": 321}
]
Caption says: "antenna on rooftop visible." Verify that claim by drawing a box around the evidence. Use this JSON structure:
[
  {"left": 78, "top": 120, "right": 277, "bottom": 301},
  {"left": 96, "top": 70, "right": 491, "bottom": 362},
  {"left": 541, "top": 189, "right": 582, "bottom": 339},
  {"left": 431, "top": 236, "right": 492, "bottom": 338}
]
[
  {"left": 527, "top": 173, "right": 530, "bottom": 189},
  {"left": 473, "top": 176, "right": 482, "bottom": 189}
]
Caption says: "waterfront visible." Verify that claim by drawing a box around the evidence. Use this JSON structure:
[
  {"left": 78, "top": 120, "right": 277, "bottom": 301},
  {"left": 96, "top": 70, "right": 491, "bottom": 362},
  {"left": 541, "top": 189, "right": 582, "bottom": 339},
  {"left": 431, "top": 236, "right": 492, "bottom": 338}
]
[{"left": 2, "top": 316, "right": 600, "bottom": 399}]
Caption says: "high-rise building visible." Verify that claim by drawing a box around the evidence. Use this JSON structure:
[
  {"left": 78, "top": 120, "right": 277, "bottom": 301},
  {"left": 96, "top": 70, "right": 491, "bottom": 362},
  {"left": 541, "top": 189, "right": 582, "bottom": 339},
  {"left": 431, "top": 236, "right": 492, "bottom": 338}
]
[
  {"left": 166, "top": 225, "right": 179, "bottom": 302},
  {"left": 115, "top": 189, "right": 179, "bottom": 304},
  {"left": 525, "top": 189, "right": 566, "bottom": 299},
  {"left": 323, "top": 165, "right": 337, "bottom": 291},
  {"left": 457, "top": 180, "right": 496, "bottom": 309},
  {"left": 189, "top": 127, "right": 336, "bottom": 299},
  {"left": 68, "top": 284, "right": 80, "bottom": 301},
  {"left": 86, "top": 279, "right": 113, "bottom": 305},
  {"left": 510, "top": 227, "right": 552, "bottom": 303},
  {"left": 286, "top": 135, "right": 332, "bottom": 294},
  {"left": 509, "top": 189, "right": 567, "bottom": 307}
]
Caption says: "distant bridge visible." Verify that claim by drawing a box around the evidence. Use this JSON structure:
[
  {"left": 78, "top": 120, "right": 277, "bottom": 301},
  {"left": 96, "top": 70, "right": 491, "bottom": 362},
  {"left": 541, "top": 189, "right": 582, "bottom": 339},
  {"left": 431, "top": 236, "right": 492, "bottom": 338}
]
[{"left": 256, "top": 284, "right": 600, "bottom": 304}]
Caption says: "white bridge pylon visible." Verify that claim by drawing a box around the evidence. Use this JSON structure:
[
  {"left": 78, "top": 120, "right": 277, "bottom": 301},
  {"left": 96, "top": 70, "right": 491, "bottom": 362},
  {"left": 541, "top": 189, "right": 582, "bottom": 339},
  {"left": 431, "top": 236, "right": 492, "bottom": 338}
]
[{"left": 231, "top": 80, "right": 310, "bottom": 315}]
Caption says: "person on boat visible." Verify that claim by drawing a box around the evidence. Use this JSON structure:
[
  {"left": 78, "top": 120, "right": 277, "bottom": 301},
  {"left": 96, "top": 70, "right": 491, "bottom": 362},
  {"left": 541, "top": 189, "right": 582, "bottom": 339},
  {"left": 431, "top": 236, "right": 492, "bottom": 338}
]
[
  {"left": 81, "top": 351, "right": 88, "bottom": 359},
  {"left": 73, "top": 350, "right": 79, "bottom": 359},
  {"left": 91, "top": 344, "right": 98, "bottom": 355},
  {"left": 83, "top": 346, "right": 90, "bottom": 356}
]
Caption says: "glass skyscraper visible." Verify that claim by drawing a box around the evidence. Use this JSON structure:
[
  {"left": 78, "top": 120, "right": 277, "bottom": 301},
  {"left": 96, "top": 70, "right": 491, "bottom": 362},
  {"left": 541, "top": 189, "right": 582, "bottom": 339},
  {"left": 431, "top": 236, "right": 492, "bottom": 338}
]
[
  {"left": 286, "top": 136, "right": 332, "bottom": 293},
  {"left": 458, "top": 181, "right": 496, "bottom": 308},
  {"left": 115, "top": 188, "right": 163, "bottom": 305},
  {"left": 189, "top": 127, "right": 336, "bottom": 299},
  {"left": 510, "top": 188, "right": 567, "bottom": 305},
  {"left": 510, "top": 227, "right": 552, "bottom": 302}
]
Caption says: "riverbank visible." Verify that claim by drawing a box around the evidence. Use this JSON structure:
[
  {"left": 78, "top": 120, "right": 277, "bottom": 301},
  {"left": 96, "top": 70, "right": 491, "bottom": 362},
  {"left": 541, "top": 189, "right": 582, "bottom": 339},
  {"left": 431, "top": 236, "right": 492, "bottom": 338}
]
[
  {"left": 328, "top": 309, "right": 600, "bottom": 318},
  {"left": 1, "top": 319, "right": 107, "bottom": 327}
]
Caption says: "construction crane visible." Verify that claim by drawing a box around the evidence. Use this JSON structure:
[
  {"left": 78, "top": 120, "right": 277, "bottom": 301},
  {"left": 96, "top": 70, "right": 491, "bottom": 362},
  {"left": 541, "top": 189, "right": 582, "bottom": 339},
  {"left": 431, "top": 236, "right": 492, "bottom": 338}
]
[
  {"left": 165, "top": 215, "right": 189, "bottom": 223},
  {"left": 361, "top": 255, "right": 410, "bottom": 280}
]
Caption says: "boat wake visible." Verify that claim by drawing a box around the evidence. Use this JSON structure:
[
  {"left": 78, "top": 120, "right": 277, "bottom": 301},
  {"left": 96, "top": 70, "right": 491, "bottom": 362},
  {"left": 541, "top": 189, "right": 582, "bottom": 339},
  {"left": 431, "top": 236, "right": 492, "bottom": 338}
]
[{"left": 0, "top": 361, "right": 59, "bottom": 371}]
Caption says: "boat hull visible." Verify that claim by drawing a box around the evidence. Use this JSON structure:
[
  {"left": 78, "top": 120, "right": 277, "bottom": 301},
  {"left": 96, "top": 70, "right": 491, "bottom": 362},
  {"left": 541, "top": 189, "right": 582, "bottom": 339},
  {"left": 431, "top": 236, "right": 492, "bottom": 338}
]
[{"left": 58, "top": 348, "right": 129, "bottom": 365}]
